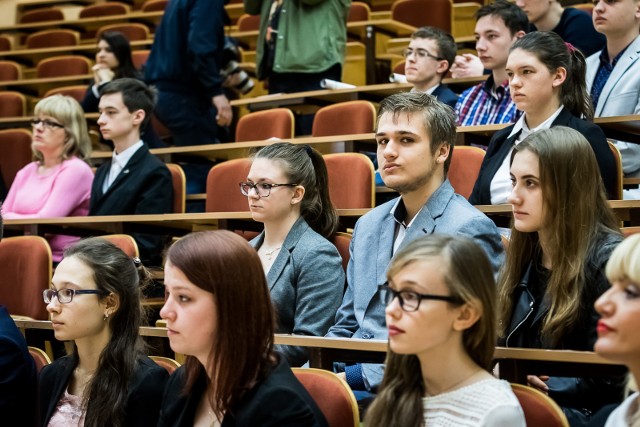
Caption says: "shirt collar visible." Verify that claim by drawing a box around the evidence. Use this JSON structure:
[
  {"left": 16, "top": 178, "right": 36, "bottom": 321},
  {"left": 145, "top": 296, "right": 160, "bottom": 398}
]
[
  {"left": 599, "top": 42, "right": 633, "bottom": 68},
  {"left": 482, "top": 74, "right": 509, "bottom": 98},
  {"left": 112, "top": 140, "right": 143, "bottom": 168},
  {"left": 389, "top": 197, "right": 422, "bottom": 229},
  {"left": 507, "top": 105, "right": 564, "bottom": 139}
]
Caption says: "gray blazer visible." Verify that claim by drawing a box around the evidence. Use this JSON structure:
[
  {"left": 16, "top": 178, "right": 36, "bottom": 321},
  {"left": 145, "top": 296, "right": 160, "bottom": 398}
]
[
  {"left": 586, "top": 35, "right": 640, "bottom": 176},
  {"left": 251, "top": 217, "right": 345, "bottom": 367},
  {"left": 326, "top": 179, "right": 504, "bottom": 389}
]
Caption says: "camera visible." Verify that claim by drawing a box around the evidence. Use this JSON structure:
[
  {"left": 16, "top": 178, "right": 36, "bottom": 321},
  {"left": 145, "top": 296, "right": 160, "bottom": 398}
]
[{"left": 221, "top": 37, "right": 255, "bottom": 95}]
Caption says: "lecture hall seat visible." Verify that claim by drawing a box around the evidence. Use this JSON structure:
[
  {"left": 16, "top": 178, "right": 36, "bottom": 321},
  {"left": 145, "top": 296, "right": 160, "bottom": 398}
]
[
  {"left": 20, "top": 8, "right": 64, "bottom": 24},
  {"left": 447, "top": 146, "right": 486, "bottom": 200},
  {"left": 25, "top": 29, "right": 80, "bottom": 49},
  {"left": 97, "top": 23, "right": 151, "bottom": 42},
  {"left": 324, "top": 153, "right": 375, "bottom": 209},
  {"left": 235, "top": 108, "right": 295, "bottom": 142},
  {"left": 0, "top": 92, "right": 27, "bottom": 118},
  {"left": 205, "top": 159, "right": 252, "bottom": 213},
  {"left": 391, "top": 0, "right": 452, "bottom": 33},
  {"left": 0, "top": 129, "right": 33, "bottom": 190},
  {"left": 36, "top": 56, "right": 92, "bottom": 79},
  {"left": 311, "top": 101, "right": 377, "bottom": 137}
]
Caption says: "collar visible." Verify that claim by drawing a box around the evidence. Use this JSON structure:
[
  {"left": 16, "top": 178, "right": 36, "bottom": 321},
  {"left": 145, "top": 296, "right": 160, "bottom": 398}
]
[
  {"left": 599, "top": 41, "right": 633, "bottom": 67},
  {"left": 482, "top": 74, "right": 509, "bottom": 98},
  {"left": 389, "top": 198, "right": 423, "bottom": 229},
  {"left": 111, "top": 140, "right": 143, "bottom": 169},
  {"left": 507, "top": 105, "right": 564, "bottom": 139},
  {"left": 410, "top": 83, "right": 441, "bottom": 95}
]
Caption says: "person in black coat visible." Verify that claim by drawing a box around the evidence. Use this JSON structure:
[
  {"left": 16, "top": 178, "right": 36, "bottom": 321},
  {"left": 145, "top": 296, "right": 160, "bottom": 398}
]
[
  {"left": 469, "top": 31, "right": 616, "bottom": 205},
  {"left": 158, "top": 231, "right": 327, "bottom": 426},
  {"left": 89, "top": 78, "right": 172, "bottom": 266},
  {"left": 37, "top": 238, "right": 168, "bottom": 427},
  {"left": 498, "top": 127, "right": 626, "bottom": 426}
]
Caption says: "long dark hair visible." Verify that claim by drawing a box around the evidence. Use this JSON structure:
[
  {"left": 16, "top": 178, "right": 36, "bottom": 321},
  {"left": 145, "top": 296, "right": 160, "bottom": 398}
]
[
  {"left": 498, "top": 127, "right": 620, "bottom": 346},
  {"left": 165, "top": 230, "right": 276, "bottom": 419},
  {"left": 510, "top": 31, "right": 593, "bottom": 120},
  {"left": 99, "top": 31, "right": 138, "bottom": 79},
  {"left": 253, "top": 143, "right": 338, "bottom": 238},
  {"left": 365, "top": 234, "right": 497, "bottom": 427},
  {"left": 63, "top": 237, "right": 148, "bottom": 427}
]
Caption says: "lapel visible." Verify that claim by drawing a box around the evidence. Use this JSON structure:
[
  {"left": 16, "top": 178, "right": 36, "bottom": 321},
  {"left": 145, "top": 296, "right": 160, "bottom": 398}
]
[
  {"left": 550, "top": 107, "right": 572, "bottom": 126},
  {"left": 375, "top": 205, "right": 397, "bottom": 287},
  {"left": 96, "top": 145, "right": 148, "bottom": 201},
  {"left": 263, "top": 217, "right": 309, "bottom": 290},
  {"left": 596, "top": 36, "right": 640, "bottom": 116}
]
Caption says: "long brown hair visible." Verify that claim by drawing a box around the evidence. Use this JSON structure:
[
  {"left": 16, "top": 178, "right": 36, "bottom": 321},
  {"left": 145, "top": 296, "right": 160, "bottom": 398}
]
[
  {"left": 497, "top": 127, "right": 620, "bottom": 345},
  {"left": 365, "top": 234, "right": 497, "bottom": 427},
  {"left": 165, "top": 230, "right": 275, "bottom": 419}
]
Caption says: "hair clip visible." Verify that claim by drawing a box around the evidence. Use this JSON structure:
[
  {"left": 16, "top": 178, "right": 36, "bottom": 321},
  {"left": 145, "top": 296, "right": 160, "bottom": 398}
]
[
  {"left": 565, "top": 42, "right": 576, "bottom": 53},
  {"left": 132, "top": 257, "right": 142, "bottom": 267}
]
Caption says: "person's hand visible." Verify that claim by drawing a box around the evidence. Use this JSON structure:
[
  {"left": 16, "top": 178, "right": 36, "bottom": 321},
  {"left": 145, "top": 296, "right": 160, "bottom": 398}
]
[
  {"left": 450, "top": 54, "right": 484, "bottom": 79},
  {"left": 527, "top": 375, "right": 550, "bottom": 394},
  {"left": 213, "top": 94, "right": 232, "bottom": 127},
  {"left": 92, "top": 64, "right": 115, "bottom": 85}
]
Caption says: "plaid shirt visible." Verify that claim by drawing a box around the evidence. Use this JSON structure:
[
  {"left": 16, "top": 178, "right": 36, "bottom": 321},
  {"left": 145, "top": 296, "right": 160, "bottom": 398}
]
[{"left": 456, "top": 75, "right": 520, "bottom": 126}]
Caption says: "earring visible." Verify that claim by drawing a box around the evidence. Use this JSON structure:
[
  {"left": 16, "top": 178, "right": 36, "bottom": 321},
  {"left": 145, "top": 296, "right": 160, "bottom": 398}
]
[{"left": 104, "top": 312, "right": 109, "bottom": 321}]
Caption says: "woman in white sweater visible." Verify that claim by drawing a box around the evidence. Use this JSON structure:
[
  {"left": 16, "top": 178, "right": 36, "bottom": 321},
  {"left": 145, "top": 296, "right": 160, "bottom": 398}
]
[
  {"left": 596, "top": 234, "right": 640, "bottom": 427},
  {"left": 365, "top": 234, "right": 525, "bottom": 427}
]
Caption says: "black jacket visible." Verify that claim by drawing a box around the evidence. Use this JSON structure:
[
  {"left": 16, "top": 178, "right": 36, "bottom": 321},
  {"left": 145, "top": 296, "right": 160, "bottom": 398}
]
[
  {"left": 469, "top": 108, "right": 617, "bottom": 205},
  {"left": 38, "top": 355, "right": 168, "bottom": 427},
  {"left": 501, "top": 231, "right": 626, "bottom": 423},
  {"left": 158, "top": 357, "right": 328, "bottom": 427},
  {"left": 432, "top": 84, "right": 459, "bottom": 110}
]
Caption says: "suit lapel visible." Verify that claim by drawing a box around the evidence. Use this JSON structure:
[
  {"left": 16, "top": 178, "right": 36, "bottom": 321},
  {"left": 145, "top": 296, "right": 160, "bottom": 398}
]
[
  {"left": 101, "top": 146, "right": 147, "bottom": 198},
  {"left": 596, "top": 37, "right": 640, "bottom": 116},
  {"left": 266, "top": 218, "right": 308, "bottom": 290},
  {"left": 375, "top": 211, "right": 396, "bottom": 287}
]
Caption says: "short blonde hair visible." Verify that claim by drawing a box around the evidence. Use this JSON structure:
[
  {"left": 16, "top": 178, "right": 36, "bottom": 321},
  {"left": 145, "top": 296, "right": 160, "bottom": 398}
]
[
  {"left": 33, "top": 95, "right": 91, "bottom": 163},
  {"left": 606, "top": 234, "right": 640, "bottom": 284}
]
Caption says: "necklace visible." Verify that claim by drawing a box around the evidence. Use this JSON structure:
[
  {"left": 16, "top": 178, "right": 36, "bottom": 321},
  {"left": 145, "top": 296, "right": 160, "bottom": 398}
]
[
  {"left": 425, "top": 370, "right": 484, "bottom": 397},
  {"left": 263, "top": 246, "right": 281, "bottom": 261}
]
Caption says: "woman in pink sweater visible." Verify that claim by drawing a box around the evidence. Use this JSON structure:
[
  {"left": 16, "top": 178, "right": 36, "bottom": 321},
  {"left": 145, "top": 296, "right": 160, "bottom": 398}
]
[{"left": 3, "top": 95, "right": 94, "bottom": 262}]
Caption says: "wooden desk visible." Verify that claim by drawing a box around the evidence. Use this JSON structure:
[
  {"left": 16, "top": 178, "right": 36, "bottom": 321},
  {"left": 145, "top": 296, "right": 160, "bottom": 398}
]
[
  {"left": 0, "top": 74, "right": 92, "bottom": 96},
  {"left": 14, "top": 320, "right": 625, "bottom": 384}
]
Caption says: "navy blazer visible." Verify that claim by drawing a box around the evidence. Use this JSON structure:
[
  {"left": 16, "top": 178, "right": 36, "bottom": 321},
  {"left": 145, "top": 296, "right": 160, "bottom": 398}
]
[
  {"left": 90, "top": 144, "right": 173, "bottom": 264},
  {"left": 469, "top": 108, "right": 617, "bottom": 205},
  {"left": 250, "top": 218, "right": 344, "bottom": 367},
  {"left": 432, "top": 84, "right": 459, "bottom": 110},
  {"left": 158, "top": 358, "right": 328, "bottom": 427},
  {"left": 38, "top": 355, "right": 168, "bottom": 427},
  {"left": 327, "top": 179, "right": 504, "bottom": 389},
  {"left": 0, "top": 306, "right": 37, "bottom": 427}
]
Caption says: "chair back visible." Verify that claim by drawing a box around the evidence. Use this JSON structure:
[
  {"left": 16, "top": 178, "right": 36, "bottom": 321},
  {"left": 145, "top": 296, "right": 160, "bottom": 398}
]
[
  {"left": 312, "top": 101, "right": 376, "bottom": 137},
  {"left": 36, "top": 56, "right": 92, "bottom": 78},
  {"left": 20, "top": 8, "right": 64, "bottom": 24},
  {"left": 29, "top": 346, "right": 52, "bottom": 373},
  {"left": 0, "top": 236, "right": 52, "bottom": 320},
  {"left": 324, "top": 153, "right": 375, "bottom": 209},
  {"left": 348, "top": 2, "right": 371, "bottom": 21},
  {"left": 0, "top": 61, "right": 22, "bottom": 81},
  {"left": 99, "top": 234, "right": 140, "bottom": 258},
  {"left": 206, "top": 159, "right": 252, "bottom": 212},
  {"left": 0, "top": 92, "right": 27, "bottom": 117},
  {"left": 0, "top": 129, "right": 33, "bottom": 190},
  {"left": 150, "top": 356, "right": 181, "bottom": 374},
  {"left": 79, "top": 2, "right": 130, "bottom": 18},
  {"left": 331, "top": 232, "right": 352, "bottom": 273},
  {"left": 511, "top": 383, "right": 569, "bottom": 427},
  {"left": 97, "top": 23, "right": 151, "bottom": 41},
  {"left": 292, "top": 368, "right": 359, "bottom": 427},
  {"left": 392, "top": 0, "right": 452, "bottom": 32},
  {"left": 393, "top": 60, "right": 405, "bottom": 74},
  {"left": 132, "top": 50, "right": 151, "bottom": 71},
  {"left": 622, "top": 227, "right": 640, "bottom": 238},
  {"left": 235, "top": 108, "right": 295, "bottom": 142},
  {"left": 43, "top": 85, "right": 87, "bottom": 103},
  {"left": 26, "top": 29, "right": 79, "bottom": 49},
  {"left": 608, "top": 141, "right": 623, "bottom": 200},
  {"left": 142, "top": 0, "right": 169, "bottom": 12},
  {"left": 447, "top": 145, "right": 485, "bottom": 200},
  {"left": 167, "top": 163, "right": 187, "bottom": 213},
  {"left": 0, "top": 35, "right": 11, "bottom": 51},
  {"left": 237, "top": 14, "right": 262, "bottom": 31}
]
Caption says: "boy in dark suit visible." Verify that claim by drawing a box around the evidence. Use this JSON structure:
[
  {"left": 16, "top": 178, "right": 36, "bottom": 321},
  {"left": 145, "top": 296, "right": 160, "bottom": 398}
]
[{"left": 90, "top": 78, "right": 172, "bottom": 265}]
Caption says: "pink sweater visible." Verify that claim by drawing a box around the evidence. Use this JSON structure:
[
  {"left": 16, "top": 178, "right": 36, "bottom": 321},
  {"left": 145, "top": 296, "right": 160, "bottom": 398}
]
[{"left": 3, "top": 157, "right": 94, "bottom": 262}]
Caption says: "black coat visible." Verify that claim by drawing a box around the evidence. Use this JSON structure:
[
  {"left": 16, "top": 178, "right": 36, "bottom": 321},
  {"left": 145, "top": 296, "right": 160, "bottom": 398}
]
[
  {"left": 158, "top": 358, "right": 328, "bottom": 427},
  {"left": 469, "top": 108, "right": 617, "bottom": 205},
  {"left": 432, "top": 84, "right": 459, "bottom": 110},
  {"left": 38, "top": 355, "right": 168, "bottom": 427}
]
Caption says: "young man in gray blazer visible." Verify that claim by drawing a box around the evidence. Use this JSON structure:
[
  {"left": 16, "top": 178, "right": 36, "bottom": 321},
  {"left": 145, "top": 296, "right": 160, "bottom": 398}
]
[
  {"left": 326, "top": 92, "right": 504, "bottom": 393},
  {"left": 586, "top": 0, "right": 640, "bottom": 193}
]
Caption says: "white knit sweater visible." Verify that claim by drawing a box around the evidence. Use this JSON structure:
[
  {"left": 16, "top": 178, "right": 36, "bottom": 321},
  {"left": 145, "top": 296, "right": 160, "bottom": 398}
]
[{"left": 422, "top": 378, "right": 525, "bottom": 427}]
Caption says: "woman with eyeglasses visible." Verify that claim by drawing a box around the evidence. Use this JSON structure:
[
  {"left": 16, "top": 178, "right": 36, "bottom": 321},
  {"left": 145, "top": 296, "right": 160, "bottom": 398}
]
[
  {"left": 2, "top": 95, "right": 93, "bottom": 263},
  {"left": 241, "top": 142, "right": 344, "bottom": 366},
  {"left": 158, "top": 230, "right": 327, "bottom": 426},
  {"left": 365, "top": 234, "right": 525, "bottom": 427},
  {"left": 38, "top": 237, "right": 168, "bottom": 427},
  {"left": 498, "top": 127, "right": 625, "bottom": 425}
]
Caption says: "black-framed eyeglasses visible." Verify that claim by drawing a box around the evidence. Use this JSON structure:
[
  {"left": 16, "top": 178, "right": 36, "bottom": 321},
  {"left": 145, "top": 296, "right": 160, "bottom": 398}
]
[
  {"left": 31, "top": 118, "right": 65, "bottom": 130},
  {"left": 239, "top": 182, "right": 298, "bottom": 198},
  {"left": 43, "top": 288, "right": 109, "bottom": 304},
  {"left": 378, "top": 283, "right": 463, "bottom": 312},
  {"left": 402, "top": 48, "right": 443, "bottom": 61}
]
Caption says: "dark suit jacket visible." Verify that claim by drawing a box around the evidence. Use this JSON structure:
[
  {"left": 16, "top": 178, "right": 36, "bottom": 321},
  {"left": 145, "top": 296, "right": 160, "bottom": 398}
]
[
  {"left": 0, "top": 306, "right": 37, "bottom": 427},
  {"left": 158, "top": 358, "right": 328, "bottom": 427},
  {"left": 90, "top": 144, "right": 173, "bottom": 264},
  {"left": 469, "top": 108, "right": 616, "bottom": 205},
  {"left": 432, "top": 84, "right": 459, "bottom": 110},
  {"left": 38, "top": 355, "right": 168, "bottom": 427}
]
